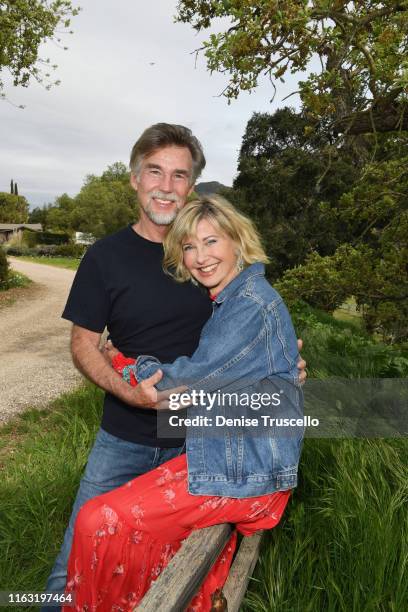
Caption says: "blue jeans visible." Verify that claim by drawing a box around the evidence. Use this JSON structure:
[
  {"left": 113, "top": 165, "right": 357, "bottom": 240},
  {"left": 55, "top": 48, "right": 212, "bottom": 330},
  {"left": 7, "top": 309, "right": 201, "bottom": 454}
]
[{"left": 42, "top": 428, "right": 185, "bottom": 610}]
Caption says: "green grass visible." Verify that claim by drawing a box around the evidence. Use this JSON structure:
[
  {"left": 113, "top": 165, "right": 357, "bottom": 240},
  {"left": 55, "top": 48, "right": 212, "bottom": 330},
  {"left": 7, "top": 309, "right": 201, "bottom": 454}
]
[
  {"left": 0, "top": 269, "right": 32, "bottom": 292},
  {"left": 243, "top": 437, "right": 408, "bottom": 612},
  {"left": 0, "top": 307, "right": 407, "bottom": 611},
  {"left": 0, "top": 384, "right": 103, "bottom": 608},
  {"left": 17, "top": 256, "right": 80, "bottom": 270}
]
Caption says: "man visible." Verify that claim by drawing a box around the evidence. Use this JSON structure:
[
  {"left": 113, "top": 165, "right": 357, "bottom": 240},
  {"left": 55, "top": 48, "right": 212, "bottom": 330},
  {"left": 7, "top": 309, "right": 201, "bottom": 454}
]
[{"left": 44, "top": 123, "right": 306, "bottom": 602}]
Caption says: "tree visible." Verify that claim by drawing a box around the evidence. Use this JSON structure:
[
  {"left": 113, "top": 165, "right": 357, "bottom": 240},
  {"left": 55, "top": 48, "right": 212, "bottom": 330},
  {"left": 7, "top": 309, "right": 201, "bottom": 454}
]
[
  {"left": 46, "top": 193, "right": 75, "bottom": 230},
  {"left": 45, "top": 163, "right": 137, "bottom": 238},
  {"left": 176, "top": 1, "right": 408, "bottom": 138},
  {"left": 28, "top": 204, "right": 50, "bottom": 227},
  {"left": 225, "top": 108, "right": 358, "bottom": 278},
  {"left": 277, "top": 152, "right": 408, "bottom": 342},
  {"left": 0, "top": 0, "right": 80, "bottom": 100},
  {"left": 71, "top": 167, "right": 136, "bottom": 239},
  {"left": 0, "top": 192, "right": 29, "bottom": 222}
]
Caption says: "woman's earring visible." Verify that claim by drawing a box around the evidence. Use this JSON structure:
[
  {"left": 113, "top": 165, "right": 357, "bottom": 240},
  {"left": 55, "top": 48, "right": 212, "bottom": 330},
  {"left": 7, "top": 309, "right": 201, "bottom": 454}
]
[
  {"left": 236, "top": 252, "right": 244, "bottom": 273},
  {"left": 190, "top": 275, "right": 198, "bottom": 286}
]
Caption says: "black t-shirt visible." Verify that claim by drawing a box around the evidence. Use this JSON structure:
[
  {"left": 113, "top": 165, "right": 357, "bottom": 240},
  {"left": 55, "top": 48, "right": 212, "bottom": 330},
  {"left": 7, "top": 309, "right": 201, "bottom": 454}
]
[{"left": 62, "top": 225, "right": 212, "bottom": 447}]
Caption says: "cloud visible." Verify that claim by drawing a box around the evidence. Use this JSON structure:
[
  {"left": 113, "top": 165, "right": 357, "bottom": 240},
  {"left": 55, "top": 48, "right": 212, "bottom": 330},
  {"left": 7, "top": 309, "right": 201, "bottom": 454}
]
[{"left": 0, "top": 0, "right": 302, "bottom": 208}]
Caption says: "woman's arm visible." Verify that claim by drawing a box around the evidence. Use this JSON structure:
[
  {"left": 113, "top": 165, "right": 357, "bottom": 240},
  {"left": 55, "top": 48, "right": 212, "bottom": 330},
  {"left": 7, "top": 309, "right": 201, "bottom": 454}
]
[{"left": 113, "top": 296, "right": 298, "bottom": 395}]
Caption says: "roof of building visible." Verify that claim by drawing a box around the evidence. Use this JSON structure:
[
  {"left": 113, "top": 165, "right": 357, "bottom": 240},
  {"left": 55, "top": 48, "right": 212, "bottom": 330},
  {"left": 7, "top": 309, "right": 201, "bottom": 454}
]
[{"left": 0, "top": 223, "right": 42, "bottom": 231}]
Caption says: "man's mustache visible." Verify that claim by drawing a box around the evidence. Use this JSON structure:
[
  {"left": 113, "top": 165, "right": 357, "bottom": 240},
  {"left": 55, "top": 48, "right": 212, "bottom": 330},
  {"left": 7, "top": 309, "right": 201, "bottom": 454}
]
[{"left": 149, "top": 190, "right": 180, "bottom": 203}]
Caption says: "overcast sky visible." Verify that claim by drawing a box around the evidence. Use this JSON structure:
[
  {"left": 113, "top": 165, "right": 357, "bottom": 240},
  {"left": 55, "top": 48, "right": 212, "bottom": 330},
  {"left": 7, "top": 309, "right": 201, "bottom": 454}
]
[{"left": 0, "top": 0, "right": 303, "bottom": 209}]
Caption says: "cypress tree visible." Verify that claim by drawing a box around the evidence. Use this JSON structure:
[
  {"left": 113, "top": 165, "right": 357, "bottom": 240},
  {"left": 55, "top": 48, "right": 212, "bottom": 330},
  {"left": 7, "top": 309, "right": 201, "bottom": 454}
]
[{"left": 10, "top": 179, "right": 14, "bottom": 194}]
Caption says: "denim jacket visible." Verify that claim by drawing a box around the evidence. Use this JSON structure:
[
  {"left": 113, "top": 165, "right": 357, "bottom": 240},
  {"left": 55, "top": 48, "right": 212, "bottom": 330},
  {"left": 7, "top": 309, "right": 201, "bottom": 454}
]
[{"left": 132, "top": 263, "right": 304, "bottom": 497}]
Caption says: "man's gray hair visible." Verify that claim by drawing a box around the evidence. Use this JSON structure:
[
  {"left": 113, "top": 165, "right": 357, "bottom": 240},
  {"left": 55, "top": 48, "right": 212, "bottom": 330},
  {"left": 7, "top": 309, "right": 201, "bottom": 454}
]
[{"left": 129, "top": 123, "right": 206, "bottom": 184}]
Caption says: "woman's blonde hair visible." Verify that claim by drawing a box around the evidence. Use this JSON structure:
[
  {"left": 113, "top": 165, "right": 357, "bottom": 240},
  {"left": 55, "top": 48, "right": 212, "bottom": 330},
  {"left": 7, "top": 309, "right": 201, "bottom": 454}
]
[{"left": 163, "top": 194, "right": 269, "bottom": 283}]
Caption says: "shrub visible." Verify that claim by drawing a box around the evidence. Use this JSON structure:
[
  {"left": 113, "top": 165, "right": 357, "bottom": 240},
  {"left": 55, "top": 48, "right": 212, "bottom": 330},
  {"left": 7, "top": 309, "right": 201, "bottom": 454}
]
[
  {"left": 35, "top": 245, "right": 59, "bottom": 256},
  {"left": 22, "top": 230, "right": 39, "bottom": 248},
  {"left": 4, "top": 245, "right": 33, "bottom": 256},
  {"left": 36, "top": 231, "right": 70, "bottom": 245},
  {"left": 276, "top": 251, "right": 349, "bottom": 313},
  {"left": 3, "top": 243, "right": 86, "bottom": 259},
  {"left": 0, "top": 247, "right": 9, "bottom": 286},
  {"left": 53, "top": 243, "right": 86, "bottom": 258}
]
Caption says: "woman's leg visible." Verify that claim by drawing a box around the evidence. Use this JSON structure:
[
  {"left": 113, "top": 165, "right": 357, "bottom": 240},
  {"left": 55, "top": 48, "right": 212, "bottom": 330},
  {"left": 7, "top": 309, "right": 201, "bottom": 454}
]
[{"left": 64, "top": 454, "right": 290, "bottom": 611}]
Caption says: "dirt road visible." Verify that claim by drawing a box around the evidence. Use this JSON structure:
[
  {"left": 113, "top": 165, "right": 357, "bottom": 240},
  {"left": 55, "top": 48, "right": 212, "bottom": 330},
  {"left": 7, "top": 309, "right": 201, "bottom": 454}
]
[{"left": 0, "top": 258, "right": 82, "bottom": 423}]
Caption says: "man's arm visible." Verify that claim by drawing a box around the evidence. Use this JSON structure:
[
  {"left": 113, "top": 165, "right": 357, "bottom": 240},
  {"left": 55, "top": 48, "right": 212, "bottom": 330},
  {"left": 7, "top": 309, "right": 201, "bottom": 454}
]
[
  {"left": 297, "top": 339, "right": 307, "bottom": 384},
  {"left": 71, "top": 324, "right": 164, "bottom": 408}
]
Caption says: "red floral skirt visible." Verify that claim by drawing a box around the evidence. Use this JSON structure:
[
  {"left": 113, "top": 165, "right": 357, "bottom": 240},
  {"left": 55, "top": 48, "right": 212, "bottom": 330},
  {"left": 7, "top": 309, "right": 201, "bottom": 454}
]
[{"left": 64, "top": 454, "right": 290, "bottom": 611}]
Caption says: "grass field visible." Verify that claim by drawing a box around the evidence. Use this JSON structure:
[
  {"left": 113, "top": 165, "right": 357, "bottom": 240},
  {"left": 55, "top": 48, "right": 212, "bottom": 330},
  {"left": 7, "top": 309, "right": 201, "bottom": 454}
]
[
  {"left": 17, "top": 256, "right": 80, "bottom": 270},
  {"left": 0, "top": 306, "right": 407, "bottom": 611}
]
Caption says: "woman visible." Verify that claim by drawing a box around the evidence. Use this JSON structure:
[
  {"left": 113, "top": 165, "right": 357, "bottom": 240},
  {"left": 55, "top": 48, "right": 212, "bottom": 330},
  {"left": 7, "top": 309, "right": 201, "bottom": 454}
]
[{"left": 64, "top": 195, "right": 304, "bottom": 611}]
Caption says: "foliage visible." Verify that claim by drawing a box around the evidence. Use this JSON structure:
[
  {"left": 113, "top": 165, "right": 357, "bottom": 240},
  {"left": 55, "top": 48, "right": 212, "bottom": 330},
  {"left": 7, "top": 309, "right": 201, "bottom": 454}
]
[
  {"left": 227, "top": 108, "right": 358, "bottom": 278},
  {"left": 4, "top": 242, "right": 85, "bottom": 258},
  {"left": 0, "top": 269, "right": 31, "bottom": 291},
  {"left": 278, "top": 151, "right": 408, "bottom": 342},
  {"left": 45, "top": 193, "right": 76, "bottom": 231},
  {"left": 22, "top": 229, "right": 39, "bottom": 248},
  {"left": 28, "top": 204, "right": 50, "bottom": 227},
  {"left": 243, "top": 437, "right": 408, "bottom": 611},
  {"left": 276, "top": 250, "right": 350, "bottom": 312},
  {"left": 0, "top": 192, "right": 29, "bottom": 223},
  {"left": 44, "top": 162, "right": 137, "bottom": 239},
  {"left": 0, "top": 0, "right": 80, "bottom": 100},
  {"left": 290, "top": 300, "right": 408, "bottom": 378},
  {"left": 0, "top": 246, "right": 9, "bottom": 286},
  {"left": 22, "top": 229, "right": 70, "bottom": 248},
  {"left": 72, "top": 164, "right": 135, "bottom": 239},
  {"left": 176, "top": 1, "right": 408, "bottom": 138}
]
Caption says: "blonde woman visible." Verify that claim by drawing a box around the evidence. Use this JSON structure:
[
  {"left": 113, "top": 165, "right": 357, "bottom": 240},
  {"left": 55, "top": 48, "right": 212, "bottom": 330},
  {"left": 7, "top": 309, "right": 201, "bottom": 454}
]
[{"left": 64, "top": 196, "right": 304, "bottom": 611}]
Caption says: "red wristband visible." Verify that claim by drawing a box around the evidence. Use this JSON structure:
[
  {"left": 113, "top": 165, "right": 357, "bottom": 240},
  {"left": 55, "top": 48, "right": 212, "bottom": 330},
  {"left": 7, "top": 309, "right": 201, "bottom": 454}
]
[{"left": 112, "top": 353, "right": 138, "bottom": 387}]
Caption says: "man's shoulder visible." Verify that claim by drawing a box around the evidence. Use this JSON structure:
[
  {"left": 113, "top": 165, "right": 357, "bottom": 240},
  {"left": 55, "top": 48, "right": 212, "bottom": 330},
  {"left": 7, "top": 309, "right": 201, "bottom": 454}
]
[{"left": 83, "top": 226, "right": 135, "bottom": 264}]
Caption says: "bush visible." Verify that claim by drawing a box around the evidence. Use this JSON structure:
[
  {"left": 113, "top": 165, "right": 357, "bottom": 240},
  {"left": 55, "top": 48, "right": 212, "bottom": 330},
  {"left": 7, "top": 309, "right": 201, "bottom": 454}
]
[
  {"left": 22, "top": 230, "right": 39, "bottom": 248},
  {"left": 31, "top": 245, "right": 56, "bottom": 256},
  {"left": 36, "top": 231, "right": 70, "bottom": 245},
  {"left": 3, "top": 243, "right": 86, "bottom": 259},
  {"left": 0, "top": 247, "right": 9, "bottom": 286},
  {"left": 53, "top": 243, "right": 86, "bottom": 258},
  {"left": 4, "top": 245, "right": 34, "bottom": 256},
  {"left": 276, "top": 251, "right": 349, "bottom": 313}
]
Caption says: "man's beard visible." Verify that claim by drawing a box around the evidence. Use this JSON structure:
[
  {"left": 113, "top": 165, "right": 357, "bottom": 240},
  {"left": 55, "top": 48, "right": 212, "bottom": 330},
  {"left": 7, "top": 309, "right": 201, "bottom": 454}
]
[{"left": 143, "top": 190, "right": 182, "bottom": 226}]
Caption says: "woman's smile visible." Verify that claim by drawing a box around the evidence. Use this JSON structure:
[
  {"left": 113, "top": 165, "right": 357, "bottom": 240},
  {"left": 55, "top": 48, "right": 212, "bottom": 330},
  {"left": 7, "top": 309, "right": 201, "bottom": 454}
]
[{"left": 182, "top": 218, "right": 240, "bottom": 294}]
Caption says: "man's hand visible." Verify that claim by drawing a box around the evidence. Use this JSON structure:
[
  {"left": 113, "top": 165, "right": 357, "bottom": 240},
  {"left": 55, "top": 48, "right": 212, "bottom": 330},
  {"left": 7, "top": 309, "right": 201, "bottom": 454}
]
[
  {"left": 99, "top": 338, "right": 186, "bottom": 409},
  {"left": 70, "top": 324, "right": 165, "bottom": 409},
  {"left": 297, "top": 338, "right": 307, "bottom": 384}
]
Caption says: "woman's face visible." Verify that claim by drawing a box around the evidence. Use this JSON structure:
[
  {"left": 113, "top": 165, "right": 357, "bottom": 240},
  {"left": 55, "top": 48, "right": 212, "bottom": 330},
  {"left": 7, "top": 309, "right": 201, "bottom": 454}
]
[{"left": 182, "top": 218, "right": 240, "bottom": 295}]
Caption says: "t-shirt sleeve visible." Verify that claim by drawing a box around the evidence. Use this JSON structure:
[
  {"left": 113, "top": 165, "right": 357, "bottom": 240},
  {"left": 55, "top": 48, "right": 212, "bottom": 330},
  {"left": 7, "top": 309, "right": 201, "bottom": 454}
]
[{"left": 62, "top": 247, "right": 110, "bottom": 333}]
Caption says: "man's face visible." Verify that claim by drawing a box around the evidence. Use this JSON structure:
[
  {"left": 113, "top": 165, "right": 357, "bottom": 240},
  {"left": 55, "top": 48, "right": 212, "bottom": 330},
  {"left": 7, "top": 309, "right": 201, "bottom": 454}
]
[{"left": 131, "top": 145, "right": 194, "bottom": 226}]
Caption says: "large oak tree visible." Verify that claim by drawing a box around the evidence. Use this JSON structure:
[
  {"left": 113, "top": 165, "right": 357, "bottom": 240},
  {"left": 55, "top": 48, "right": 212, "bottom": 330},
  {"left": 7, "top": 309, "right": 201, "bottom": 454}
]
[{"left": 176, "top": 1, "right": 408, "bottom": 138}]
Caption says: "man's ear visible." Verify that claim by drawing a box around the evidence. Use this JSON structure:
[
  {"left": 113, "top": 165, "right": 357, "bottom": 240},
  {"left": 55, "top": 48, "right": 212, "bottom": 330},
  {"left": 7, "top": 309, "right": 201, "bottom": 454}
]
[
  {"left": 130, "top": 172, "right": 138, "bottom": 192},
  {"left": 187, "top": 183, "right": 195, "bottom": 197}
]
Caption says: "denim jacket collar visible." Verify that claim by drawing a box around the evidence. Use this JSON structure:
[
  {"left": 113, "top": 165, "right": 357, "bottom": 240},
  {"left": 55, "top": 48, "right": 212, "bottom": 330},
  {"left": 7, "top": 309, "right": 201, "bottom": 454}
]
[{"left": 212, "top": 262, "right": 266, "bottom": 305}]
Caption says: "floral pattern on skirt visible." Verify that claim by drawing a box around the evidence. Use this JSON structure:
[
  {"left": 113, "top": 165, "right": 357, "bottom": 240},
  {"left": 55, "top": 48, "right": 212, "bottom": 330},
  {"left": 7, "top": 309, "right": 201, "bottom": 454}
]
[{"left": 64, "top": 454, "right": 290, "bottom": 612}]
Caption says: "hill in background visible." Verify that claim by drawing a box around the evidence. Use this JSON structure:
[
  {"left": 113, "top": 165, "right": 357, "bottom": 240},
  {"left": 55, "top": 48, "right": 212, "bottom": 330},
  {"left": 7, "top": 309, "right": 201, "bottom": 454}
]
[{"left": 195, "top": 181, "right": 229, "bottom": 195}]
